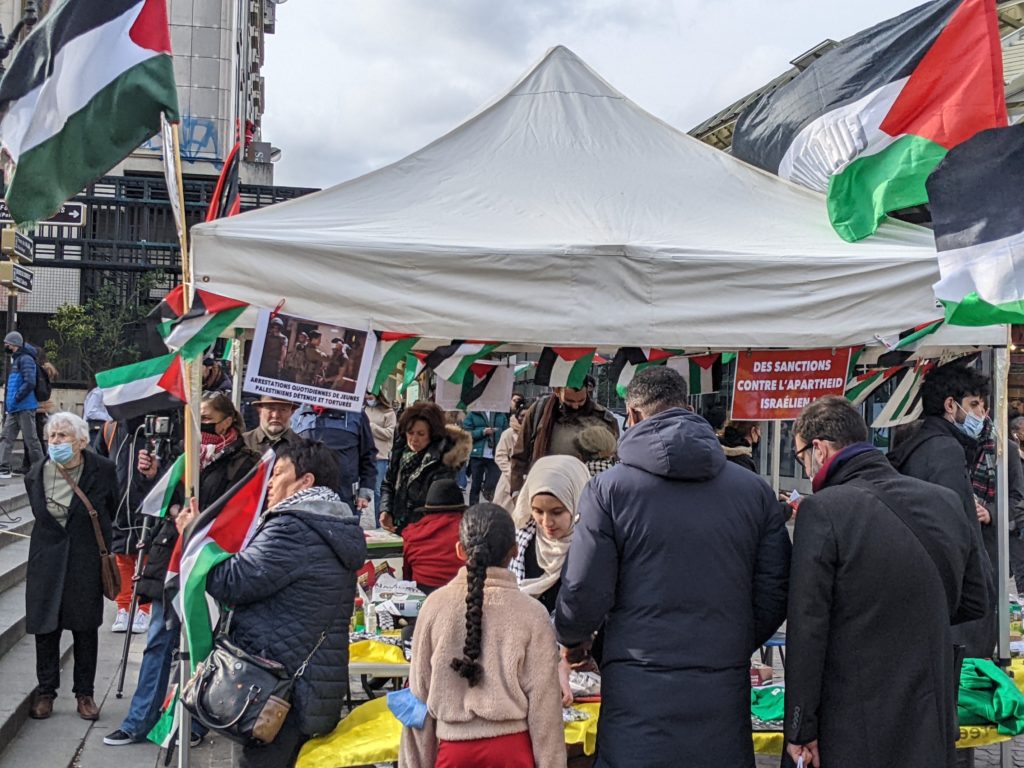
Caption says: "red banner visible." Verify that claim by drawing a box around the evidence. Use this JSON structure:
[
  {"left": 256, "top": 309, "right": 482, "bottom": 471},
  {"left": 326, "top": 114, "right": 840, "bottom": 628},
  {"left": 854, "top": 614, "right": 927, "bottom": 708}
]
[{"left": 732, "top": 348, "right": 852, "bottom": 421}]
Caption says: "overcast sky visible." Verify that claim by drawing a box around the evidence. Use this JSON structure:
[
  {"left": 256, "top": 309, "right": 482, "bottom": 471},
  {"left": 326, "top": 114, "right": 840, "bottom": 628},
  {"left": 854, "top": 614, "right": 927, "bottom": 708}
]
[{"left": 261, "top": 0, "right": 926, "bottom": 190}]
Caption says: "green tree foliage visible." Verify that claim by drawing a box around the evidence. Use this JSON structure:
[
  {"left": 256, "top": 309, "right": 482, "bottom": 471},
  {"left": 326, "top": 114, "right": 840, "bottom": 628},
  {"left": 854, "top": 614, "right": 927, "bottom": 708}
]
[{"left": 45, "top": 273, "right": 163, "bottom": 382}]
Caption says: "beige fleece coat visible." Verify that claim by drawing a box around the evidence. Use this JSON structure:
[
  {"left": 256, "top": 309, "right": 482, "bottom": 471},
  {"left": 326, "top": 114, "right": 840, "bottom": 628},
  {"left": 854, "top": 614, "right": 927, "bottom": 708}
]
[
  {"left": 399, "top": 567, "right": 566, "bottom": 768},
  {"left": 365, "top": 404, "right": 397, "bottom": 460},
  {"left": 491, "top": 425, "right": 519, "bottom": 512}
]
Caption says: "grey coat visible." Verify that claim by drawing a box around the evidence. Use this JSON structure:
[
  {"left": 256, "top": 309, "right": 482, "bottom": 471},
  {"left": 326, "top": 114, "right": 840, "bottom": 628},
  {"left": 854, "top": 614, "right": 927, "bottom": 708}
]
[{"left": 205, "top": 497, "right": 367, "bottom": 736}]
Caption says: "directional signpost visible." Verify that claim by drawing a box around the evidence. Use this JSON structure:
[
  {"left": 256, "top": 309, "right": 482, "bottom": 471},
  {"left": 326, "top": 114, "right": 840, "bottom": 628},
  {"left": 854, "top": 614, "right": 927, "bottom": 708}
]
[
  {"left": 0, "top": 262, "right": 33, "bottom": 293},
  {"left": 0, "top": 199, "right": 85, "bottom": 227},
  {"left": 0, "top": 226, "right": 34, "bottom": 293}
]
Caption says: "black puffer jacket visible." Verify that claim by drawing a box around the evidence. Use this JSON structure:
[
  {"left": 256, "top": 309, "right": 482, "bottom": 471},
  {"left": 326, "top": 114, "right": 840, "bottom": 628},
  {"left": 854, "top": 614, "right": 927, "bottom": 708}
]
[
  {"left": 206, "top": 495, "right": 367, "bottom": 736},
  {"left": 137, "top": 439, "right": 260, "bottom": 602},
  {"left": 380, "top": 424, "right": 471, "bottom": 533}
]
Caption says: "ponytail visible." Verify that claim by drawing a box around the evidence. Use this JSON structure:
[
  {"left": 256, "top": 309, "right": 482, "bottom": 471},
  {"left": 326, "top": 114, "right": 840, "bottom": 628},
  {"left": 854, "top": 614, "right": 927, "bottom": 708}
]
[{"left": 449, "top": 503, "right": 515, "bottom": 688}]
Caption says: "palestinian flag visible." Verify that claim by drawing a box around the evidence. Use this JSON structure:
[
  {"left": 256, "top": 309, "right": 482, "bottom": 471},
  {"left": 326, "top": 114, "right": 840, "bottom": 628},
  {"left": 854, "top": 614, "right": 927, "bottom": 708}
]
[
  {"left": 609, "top": 347, "right": 679, "bottom": 399},
  {"left": 874, "top": 319, "right": 944, "bottom": 366},
  {"left": 95, "top": 352, "right": 187, "bottom": 422},
  {"left": 514, "top": 361, "right": 535, "bottom": 379},
  {"left": 929, "top": 124, "right": 1024, "bottom": 326},
  {"left": 845, "top": 366, "right": 903, "bottom": 405},
  {"left": 165, "top": 451, "right": 275, "bottom": 674},
  {"left": 400, "top": 352, "right": 427, "bottom": 395},
  {"left": 206, "top": 141, "right": 241, "bottom": 221},
  {"left": 667, "top": 354, "right": 723, "bottom": 396},
  {"left": 534, "top": 348, "right": 596, "bottom": 389},
  {"left": 369, "top": 333, "right": 420, "bottom": 395},
  {"left": 0, "top": 0, "right": 179, "bottom": 225},
  {"left": 424, "top": 342, "right": 502, "bottom": 384},
  {"left": 149, "top": 286, "right": 247, "bottom": 360},
  {"left": 140, "top": 454, "right": 185, "bottom": 518},
  {"left": 871, "top": 362, "right": 934, "bottom": 428},
  {"left": 732, "top": 0, "right": 1006, "bottom": 242},
  {"left": 146, "top": 685, "right": 179, "bottom": 748},
  {"left": 458, "top": 361, "right": 500, "bottom": 410}
]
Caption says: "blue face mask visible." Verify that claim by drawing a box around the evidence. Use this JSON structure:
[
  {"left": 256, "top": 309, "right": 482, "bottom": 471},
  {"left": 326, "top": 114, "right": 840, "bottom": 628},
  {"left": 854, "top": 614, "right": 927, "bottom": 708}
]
[
  {"left": 956, "top": 404, "right": 986, "bottom": 440},
  {"left": 48, "top": 442, "right": 75, "bottom": 465}
]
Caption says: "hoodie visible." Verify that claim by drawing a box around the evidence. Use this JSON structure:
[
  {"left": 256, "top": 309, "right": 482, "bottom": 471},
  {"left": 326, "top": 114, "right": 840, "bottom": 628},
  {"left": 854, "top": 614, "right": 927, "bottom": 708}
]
[
  {"left": 5, "top": 343, "right": 38, "bottom": 412},
  {"left": 206, "top": 496, "right": 367, "bottom": 735},
  {"left": 556, "top": 407, "right": 790, "bottom": 670}
]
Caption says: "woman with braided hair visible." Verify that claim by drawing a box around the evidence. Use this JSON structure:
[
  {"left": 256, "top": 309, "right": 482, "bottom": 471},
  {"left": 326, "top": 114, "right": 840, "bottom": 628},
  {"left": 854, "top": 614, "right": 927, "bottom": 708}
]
[{"left": 399, "top": 503, "right": 566, "bottom": 768}]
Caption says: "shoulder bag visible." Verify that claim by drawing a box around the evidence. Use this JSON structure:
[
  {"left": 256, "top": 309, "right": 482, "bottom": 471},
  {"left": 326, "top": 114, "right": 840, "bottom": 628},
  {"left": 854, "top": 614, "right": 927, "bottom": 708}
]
[
  {"left": 181, "top": 622, "right": 329, "bottom": 745},
  {"left": 57, "top": 463, "right": 120, "bottom": 601}
]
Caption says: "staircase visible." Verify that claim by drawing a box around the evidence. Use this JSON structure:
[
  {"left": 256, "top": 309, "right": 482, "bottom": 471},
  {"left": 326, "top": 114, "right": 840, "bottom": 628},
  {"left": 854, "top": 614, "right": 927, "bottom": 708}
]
[{"left": 0, "top": 486, "right": 70, "bottom": 757}]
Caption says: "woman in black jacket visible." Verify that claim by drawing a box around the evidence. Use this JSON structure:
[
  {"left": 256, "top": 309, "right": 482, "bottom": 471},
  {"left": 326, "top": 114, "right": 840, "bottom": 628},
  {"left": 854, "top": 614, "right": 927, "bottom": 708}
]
[
  {"left": 26, "top": 412, "right": 117, "bottom": 722},
  {"left": 719, "top": 421, "right": 760, "bottom": 473},
  {"left": 379, "top": 402, "right": 471, "bottom": 534},
  {"left": 104, "top": 392, "right": 260, "bottom": 747}
]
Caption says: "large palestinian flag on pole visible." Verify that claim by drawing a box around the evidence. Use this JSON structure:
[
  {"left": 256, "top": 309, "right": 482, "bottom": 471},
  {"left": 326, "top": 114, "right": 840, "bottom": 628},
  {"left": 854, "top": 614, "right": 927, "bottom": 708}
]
[
  {"left": 95, "top": 353, "right": 187, "bottom": 422},
  {"left": 165, "top": 451, "right": 275, "bottom": 674},
  {"left": 732, "top": 0, "right": 1006, "bottom": 242},
  {"left": 0, "top": 0, "right": 179, "bottom": 225},
  {"left": 929, "top": 124, "right": 1024, "bottom": 326},
  {"left": 369, "top": 333, "right": 420, "bottom": 395}
]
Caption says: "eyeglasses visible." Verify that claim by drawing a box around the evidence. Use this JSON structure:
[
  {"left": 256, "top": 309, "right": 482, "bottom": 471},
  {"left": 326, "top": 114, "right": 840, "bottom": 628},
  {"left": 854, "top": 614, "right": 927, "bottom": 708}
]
[{"left": 795, "top": 437, "right": 834, "bottom": 458}]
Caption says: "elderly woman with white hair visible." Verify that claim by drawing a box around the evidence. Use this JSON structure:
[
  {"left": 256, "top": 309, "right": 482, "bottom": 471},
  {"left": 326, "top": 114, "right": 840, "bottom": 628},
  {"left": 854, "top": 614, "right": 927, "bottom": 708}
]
[{"left": 24, "top": 412, "right": 117, "bottom": 722}]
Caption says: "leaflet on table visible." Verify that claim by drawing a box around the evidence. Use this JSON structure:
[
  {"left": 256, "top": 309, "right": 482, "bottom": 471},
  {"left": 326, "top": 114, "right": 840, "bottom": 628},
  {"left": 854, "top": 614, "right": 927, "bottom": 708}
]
[{"left": 371, "top": 574, "right": 426, "bottom": 617}]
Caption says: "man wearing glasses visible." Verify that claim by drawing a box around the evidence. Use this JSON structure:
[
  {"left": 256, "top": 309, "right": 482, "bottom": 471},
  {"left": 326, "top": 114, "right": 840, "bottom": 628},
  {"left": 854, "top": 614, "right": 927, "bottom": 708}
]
[{"left": 784, "top": 396, "right": 988, "bottom": 768}]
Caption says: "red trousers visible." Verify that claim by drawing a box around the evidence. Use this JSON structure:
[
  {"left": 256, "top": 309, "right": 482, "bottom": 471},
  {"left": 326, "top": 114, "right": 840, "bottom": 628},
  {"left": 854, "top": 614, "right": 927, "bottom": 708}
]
[
  {"left": 114, "top": 554, "right": 150, "bottom": 613},
  {"left": 436, "top": 730, "right": 535, "bottom": 768}
]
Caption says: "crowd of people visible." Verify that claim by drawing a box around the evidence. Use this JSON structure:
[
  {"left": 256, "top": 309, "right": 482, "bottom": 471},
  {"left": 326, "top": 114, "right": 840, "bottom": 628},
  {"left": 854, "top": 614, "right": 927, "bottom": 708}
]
[{"left": 5, "top": 328, "right": 1018, "bottom": 768}]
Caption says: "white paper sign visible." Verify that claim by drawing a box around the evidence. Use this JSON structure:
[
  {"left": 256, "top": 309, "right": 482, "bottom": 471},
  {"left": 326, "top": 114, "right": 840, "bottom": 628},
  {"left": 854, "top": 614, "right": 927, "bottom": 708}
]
[{"left": 244, "top": 309, "right": 377, "bottom": 412}]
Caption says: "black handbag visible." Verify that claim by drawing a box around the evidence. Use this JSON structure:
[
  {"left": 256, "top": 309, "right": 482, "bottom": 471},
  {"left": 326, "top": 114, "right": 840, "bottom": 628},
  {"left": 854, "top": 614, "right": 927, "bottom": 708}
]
[{"left": 181, "top": 628, "right": 328, "bottom": 745}]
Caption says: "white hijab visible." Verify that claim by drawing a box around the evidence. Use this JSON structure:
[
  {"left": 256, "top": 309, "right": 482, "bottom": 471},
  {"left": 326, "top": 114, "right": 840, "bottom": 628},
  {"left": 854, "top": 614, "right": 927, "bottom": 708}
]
[{"left": 512, "top": 455, "right": 591, "bottom": 596}]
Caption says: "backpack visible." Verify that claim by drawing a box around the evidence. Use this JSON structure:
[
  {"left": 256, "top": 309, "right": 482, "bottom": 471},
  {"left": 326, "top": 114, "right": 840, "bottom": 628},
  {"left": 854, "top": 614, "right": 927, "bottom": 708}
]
[{"left": 34, "top": 363, "right": 52, "bottom": 402}]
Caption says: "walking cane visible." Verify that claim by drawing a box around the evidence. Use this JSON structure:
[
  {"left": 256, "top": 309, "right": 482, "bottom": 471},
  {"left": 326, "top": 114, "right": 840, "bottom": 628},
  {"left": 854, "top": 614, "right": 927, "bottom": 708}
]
[{"left": 115, "top": 514, "right": 153, "bottom": 698}]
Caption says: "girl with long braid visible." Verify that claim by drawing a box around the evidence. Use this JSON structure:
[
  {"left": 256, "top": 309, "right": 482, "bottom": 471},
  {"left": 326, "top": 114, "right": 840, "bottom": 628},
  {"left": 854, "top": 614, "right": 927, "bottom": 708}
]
[{"left": 399, "top": 503, "right": 567, "bottom": 768}]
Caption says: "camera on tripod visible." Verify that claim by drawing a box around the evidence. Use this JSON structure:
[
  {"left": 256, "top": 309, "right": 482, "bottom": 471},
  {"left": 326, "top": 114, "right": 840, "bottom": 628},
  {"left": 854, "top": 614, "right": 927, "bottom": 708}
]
[{"left": 144, "top": 414, "right": 173, "bottom": 464}]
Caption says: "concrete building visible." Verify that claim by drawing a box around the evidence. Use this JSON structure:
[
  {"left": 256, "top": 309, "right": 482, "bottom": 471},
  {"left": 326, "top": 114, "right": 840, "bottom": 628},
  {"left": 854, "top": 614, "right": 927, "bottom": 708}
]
[{"left": 0, "top": 0, "right": 314, "bottom": 382}]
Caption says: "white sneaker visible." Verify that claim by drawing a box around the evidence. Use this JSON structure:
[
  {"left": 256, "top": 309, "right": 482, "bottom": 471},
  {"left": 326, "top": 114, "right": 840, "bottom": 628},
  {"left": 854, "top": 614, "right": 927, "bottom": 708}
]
[
  {"left": 130, "top": 609, "right": 150, "bottom": 634},
  {"left": 111, "top": 608, "right": 129, "bottom": 633}
]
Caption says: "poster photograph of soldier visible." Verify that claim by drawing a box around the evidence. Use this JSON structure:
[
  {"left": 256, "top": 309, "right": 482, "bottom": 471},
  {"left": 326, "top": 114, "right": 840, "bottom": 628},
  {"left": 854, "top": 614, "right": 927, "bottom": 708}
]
[{"left": 244, "top": 309, "right": 377, "bottom": 412}]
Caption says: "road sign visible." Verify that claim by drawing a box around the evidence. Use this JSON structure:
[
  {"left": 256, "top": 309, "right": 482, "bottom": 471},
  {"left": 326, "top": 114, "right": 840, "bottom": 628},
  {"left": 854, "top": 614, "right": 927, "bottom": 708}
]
[
  {"left": 0, "top": 200, "right": 86, "bottom": 227},
  {"left": 0, "top": 262, "right": 33, "bottom": 293},
  {"left": 1, "top": 228, "right": 33, "bottom": 263}
]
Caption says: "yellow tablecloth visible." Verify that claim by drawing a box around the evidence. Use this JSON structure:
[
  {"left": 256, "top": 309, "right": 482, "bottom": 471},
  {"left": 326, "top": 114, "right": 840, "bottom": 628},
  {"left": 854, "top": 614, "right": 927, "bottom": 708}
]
[
  {"left": 348, "top": 639, "right": 407, "bottom": 666},
  {"left": 298, "top": 697, "right": 1013, "bottom": 768}
]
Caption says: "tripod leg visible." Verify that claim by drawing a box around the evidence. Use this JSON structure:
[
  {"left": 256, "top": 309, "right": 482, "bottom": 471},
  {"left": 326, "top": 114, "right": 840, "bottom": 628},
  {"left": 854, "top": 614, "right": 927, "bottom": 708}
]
[{"left": 116, "top": 516, "right": 153, "bottom": 698}]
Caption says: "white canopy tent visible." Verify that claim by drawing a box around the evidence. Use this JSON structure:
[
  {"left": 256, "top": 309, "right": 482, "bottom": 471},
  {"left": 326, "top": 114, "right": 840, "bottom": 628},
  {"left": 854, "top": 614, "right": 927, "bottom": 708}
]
[{"left": 190, "top": 45, "right": 1002, "bottom": 350}]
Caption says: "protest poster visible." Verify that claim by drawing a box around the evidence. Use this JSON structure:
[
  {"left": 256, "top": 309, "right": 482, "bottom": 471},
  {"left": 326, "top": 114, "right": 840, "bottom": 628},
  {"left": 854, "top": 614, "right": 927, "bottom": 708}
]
[
  {"left": 244, "top": 309, "right": 376, "bottom": 412},
  {"left": 732, "top": 348, "right": 852, "bottom": 421}
]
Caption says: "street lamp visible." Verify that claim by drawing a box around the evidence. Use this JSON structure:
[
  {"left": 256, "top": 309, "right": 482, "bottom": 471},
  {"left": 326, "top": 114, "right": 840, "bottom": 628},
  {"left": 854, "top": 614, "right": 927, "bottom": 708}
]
[
  {"left": 0, "top": 0, "right": 39, "bottom": 73},
  {"left": 0, "top": 0, "right": 40, "bottom": 384}
]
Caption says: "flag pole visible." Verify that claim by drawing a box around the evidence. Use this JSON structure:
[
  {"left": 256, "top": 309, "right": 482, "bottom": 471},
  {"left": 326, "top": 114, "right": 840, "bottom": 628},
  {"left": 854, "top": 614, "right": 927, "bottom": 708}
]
[{"left": 170, "top": 120, "right": 196, "bottom": 768}]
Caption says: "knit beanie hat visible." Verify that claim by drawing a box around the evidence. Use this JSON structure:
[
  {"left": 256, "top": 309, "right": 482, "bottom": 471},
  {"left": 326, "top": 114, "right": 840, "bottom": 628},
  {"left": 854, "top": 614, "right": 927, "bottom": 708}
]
[{"left": 4, "top": 332, "right": 23, "bottom": 347}]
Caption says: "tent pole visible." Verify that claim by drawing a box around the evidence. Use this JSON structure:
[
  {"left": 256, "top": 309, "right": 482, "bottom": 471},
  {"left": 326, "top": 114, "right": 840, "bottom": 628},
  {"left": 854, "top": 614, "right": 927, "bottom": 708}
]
[
  {"left": 770, "top": 421, "right": 782, "bottom": 494},
  {"left": 231, "top": 327, "right": 244, "bottom": 410},
  {"left": 994, "top": 342, "right": 1012, "bottom": 768}
]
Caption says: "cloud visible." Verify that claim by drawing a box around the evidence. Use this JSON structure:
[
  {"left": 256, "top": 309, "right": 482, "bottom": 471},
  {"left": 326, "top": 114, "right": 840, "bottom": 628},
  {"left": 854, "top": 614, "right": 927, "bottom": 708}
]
[{"left": 261, "top": 0, "right": 925, "bottom": 189}]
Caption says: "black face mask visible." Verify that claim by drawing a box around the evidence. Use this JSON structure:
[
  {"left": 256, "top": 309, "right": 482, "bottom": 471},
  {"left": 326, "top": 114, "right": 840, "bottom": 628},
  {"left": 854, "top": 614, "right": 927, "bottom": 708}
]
[{"left": 200, "top": 422, "right": 220, "bottom": 435}]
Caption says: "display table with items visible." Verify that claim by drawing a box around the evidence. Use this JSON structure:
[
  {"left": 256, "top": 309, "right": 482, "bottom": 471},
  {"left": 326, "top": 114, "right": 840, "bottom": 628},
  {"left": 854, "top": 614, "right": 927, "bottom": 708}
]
[{"left": 297, "top": 655, "right": 1024, "bottom": 767}]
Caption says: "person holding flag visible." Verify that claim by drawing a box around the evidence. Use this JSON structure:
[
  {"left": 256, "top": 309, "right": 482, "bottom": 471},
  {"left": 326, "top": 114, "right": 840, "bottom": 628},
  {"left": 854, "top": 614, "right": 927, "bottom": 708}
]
[
  {"left": 175, "top": 440, "right": 367, "bottom": 767},
  {"left": 104, "top": 394, "right": 258, "bottom": 748}
]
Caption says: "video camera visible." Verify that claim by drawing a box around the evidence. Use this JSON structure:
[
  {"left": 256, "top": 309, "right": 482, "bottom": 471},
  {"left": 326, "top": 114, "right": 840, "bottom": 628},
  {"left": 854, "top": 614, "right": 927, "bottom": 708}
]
[{"left": 144, "top": 414, "right": 174, "bottom": 464}]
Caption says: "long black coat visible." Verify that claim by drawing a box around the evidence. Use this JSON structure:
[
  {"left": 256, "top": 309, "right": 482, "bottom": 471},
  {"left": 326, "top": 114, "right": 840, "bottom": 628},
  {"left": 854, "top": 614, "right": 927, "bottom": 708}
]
[
  {"left": 206, "top": 497, "right": 367, "bottom": 736},
  {"left": 784, "top": 449, "right": 988, "bottom": 768},
  {"left": 888, "top": 415, "right": 996, "bottom": 656},
  {"left": 554, "top": 408, "right": 790, "bottom": 768},
  {"left": 25, "top": 452, "right": 117, "bottom": 634}
]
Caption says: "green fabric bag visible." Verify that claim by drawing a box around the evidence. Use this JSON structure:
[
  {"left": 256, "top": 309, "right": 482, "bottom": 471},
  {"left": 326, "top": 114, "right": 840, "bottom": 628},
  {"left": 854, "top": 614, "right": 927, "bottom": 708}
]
[
  {"left": 750, "top": 685, "right": 786, "bottom": 722},
  {"left": 958, "top": 658, "right": 1024, "bottom": 735}
]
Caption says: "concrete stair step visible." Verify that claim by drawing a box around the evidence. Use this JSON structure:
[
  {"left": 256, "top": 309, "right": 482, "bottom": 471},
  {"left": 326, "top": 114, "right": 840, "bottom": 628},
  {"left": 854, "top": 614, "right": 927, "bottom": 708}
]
[
  {"left": 0, "top": 538, "right": 28, "bottom": 597},
  {"left": 0, "top": 615, "right": 73, "bottom": 758},
  {"left": 0, "top": 492, "right": 31, "bottom": 554}
]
